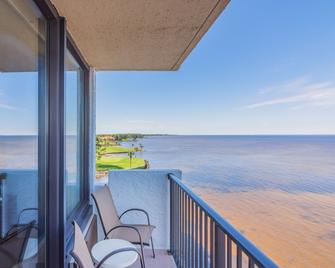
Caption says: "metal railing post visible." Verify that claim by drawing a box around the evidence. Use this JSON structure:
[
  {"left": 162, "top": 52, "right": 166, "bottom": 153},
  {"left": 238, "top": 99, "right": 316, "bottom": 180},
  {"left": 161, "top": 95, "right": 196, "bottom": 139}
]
[
  {"left": 168, "top": 173, "right": 278, "bottom": 268},
  {"left": 215, "top": 225, "right": 225, "bottom": 268}
]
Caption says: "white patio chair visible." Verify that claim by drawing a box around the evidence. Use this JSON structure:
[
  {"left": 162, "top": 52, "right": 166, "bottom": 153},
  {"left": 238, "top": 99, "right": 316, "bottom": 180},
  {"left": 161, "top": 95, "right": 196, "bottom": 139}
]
[
  {"left": 91, "top": 185, "right": 156, "bottom": 267},
  {"left": 71, "top": 221, "right": 143, "bottom": 268}
]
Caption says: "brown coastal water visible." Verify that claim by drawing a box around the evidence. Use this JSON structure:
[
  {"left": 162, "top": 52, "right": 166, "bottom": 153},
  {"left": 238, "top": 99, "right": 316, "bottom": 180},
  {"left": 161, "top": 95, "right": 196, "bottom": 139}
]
[{"left": 194, "top": 188, "right": 335, "bottom": 267}]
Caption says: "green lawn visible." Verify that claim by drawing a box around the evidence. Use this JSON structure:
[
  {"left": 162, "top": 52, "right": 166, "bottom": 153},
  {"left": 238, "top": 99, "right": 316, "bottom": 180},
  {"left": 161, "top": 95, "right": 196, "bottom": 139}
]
[
  {"left": 96, "top": 156, "right": 146, "bottom": 171},
  {"left": 103, "top": 146, "right": 133, "bottom": 154}
]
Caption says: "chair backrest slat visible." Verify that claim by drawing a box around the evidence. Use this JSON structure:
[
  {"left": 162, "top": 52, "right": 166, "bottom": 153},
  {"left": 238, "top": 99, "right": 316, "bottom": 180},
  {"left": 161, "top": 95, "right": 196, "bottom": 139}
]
[
  {"left": 91, "top": 185, "right": 121, "bottom": 236},
  {"left": 71, "top": 221, "right": 94, "bottom": 268}
]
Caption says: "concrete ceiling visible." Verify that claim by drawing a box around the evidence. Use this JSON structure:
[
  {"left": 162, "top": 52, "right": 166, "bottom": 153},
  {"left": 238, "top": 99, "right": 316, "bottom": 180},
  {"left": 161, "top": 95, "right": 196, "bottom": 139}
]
[
  {"left": 51, "top": 0, "right": 230, "bottom": 70},
  {"left": 0, "top": 0, "right": 45, "bottom": 72}
]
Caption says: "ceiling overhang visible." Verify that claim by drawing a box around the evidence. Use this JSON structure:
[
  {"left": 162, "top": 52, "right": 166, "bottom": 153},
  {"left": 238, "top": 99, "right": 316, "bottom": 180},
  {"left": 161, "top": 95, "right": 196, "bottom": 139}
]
[{"left": 50, "top": 0, "right": 230, "bottom": 70}]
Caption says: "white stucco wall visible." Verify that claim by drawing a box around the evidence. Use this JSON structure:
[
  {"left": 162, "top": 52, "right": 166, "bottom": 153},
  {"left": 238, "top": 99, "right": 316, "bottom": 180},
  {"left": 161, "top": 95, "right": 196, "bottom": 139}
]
[{"left": 107, "top": 169, "right": 182, "bottom": 249}]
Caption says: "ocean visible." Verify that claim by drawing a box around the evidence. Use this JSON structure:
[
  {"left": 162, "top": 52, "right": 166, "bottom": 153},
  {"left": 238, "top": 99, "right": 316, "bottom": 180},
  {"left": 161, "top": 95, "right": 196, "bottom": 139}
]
[
  {"left": 132, "top": 135, "right": 335, "bottom": 267},
  {"left": 135, "top": 135, "right": 335, "bottom": 194}
]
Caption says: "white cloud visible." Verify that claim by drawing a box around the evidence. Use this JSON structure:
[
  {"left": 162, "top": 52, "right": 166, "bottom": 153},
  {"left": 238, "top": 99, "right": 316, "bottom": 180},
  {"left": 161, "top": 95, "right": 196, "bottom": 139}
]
[
  {"left": 0, "top": 103, "right": 18, "bottom": 110},
  {"left": 0, "top": 88, "right": 18, "bottom": 110},
  {"left": 257, "top": 76, "right": 308, "bottom": 95},
  {"left": 241, "top": 78, "right": 335, "bottom": 110}
]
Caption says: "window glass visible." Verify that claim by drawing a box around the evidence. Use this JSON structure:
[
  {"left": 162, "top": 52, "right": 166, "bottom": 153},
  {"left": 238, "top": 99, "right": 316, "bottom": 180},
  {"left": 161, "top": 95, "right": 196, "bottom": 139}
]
[
  {"left": 65, "top": 49, "right": 84, "bottom": 217},
  {"left": 0, "top": 0, "right": 47, "bottom": 266}
]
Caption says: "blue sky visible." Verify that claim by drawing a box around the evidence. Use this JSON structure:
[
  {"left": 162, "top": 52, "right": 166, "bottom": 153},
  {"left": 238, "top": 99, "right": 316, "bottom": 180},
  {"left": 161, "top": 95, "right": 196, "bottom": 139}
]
[
  {"left": 96, "top": 0, "right": 335, "bottom": 135},
  {"left": 0, "top": 73, "right": 39, "bottom": 135},
  {"left": 1, "top": 1, "right": 335, "bottom": 135}
]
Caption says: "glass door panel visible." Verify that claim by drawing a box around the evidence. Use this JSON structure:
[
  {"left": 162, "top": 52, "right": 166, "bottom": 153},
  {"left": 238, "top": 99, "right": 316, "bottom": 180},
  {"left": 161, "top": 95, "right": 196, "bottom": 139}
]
[
  {"left": 65, "top": 49, "right": 84, "bottom": 217},
  {"left": 0, "top": 0, "right": 47, "bottom": 266}
]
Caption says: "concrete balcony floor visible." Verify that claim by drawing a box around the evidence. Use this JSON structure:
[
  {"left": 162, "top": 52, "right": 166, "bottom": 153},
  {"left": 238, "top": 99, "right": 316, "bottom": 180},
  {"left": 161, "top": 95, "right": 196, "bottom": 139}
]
[{"left": 129, "top": 249, "right": 176, "bottom": 268}]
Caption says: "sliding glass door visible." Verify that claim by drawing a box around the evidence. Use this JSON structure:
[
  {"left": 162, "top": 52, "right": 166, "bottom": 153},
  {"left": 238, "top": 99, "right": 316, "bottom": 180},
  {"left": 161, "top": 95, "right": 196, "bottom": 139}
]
[
  {"left": 0, "top": 1, "right": 92, "bottom": 267},
  {"left": 65, "top": 49, "right": 84, "bottom": 218},
  {"left": 0, "top": 0, "right": 47, "bottom": 266}
]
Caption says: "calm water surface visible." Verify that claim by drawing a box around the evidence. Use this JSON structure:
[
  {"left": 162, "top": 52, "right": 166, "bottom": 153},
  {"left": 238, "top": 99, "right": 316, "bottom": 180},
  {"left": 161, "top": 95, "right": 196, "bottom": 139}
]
[
  {"left": 132, "top": 135, "right": 335, "bottom": 267},
  {"left": 136, "top": 135, "right": 335, "bottom": 193}
]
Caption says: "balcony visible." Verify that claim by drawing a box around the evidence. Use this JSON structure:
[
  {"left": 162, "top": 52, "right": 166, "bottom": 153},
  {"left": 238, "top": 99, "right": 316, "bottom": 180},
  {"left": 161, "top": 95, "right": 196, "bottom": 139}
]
[
  {"left": 1, "top": 169, "right": 278, "bottom": 267},
  {"left": 92, "top": 169, "right": 278, "bottom": 268}
]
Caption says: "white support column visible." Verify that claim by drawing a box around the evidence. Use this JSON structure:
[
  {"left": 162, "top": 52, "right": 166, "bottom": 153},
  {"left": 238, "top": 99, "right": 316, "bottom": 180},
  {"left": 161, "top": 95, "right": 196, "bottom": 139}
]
[{"left": 88, "top": 68, "right": 96, "bottom": 196}]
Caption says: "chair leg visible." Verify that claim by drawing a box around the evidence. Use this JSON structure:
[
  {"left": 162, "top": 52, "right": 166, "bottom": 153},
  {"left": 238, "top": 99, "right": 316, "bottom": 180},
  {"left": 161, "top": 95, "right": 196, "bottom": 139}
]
[
  {"left": 138, "top": 252, "right": 144, "bottom": 268},
  {"left": 150, "top": 236, "right": 155, "bottom": 258},
  {"left": 140, "top": 242, "right": 146, "bottom": 268}
]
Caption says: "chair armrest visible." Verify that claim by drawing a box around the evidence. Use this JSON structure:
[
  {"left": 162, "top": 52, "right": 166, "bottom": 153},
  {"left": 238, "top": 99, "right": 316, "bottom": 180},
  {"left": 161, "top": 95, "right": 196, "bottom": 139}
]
[
  {"left": 119, "top": 208, "right": 151, "bottom": 225},
  {"left": 17, "top": 208, "right": 38, "bottom": 224},
  {"left": 104, "top": 225, "right": 143, "bottom": 245},
  {"left": 5, "top": 220, "right": 36, "bottom": 238},
  {"left": 96, "top": 247, "right": 143, "bottom": 268}
]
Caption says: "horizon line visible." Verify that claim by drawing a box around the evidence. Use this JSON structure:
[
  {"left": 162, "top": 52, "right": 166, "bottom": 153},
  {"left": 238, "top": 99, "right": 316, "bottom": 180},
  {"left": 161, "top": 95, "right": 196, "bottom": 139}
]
[
  {"left": 88, "top": 133, "right": 335, "bottom": 136},
  {"left": 1, "top": 133, "right": 335, "bottom": 136}
]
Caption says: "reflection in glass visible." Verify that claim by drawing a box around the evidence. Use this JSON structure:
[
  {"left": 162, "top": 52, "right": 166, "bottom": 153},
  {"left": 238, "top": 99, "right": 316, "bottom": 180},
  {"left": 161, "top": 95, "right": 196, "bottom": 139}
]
[
  {"left": 0, "top": 0, "right": 47, "bottom": 266},
  {"left": 65, "top": 49, "right": 83, "bottom": 217}
]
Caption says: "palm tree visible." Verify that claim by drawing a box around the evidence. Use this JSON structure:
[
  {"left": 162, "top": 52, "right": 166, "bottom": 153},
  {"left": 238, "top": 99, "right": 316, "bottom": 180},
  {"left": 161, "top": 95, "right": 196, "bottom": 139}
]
[
  {"left": 96, "top": 136, "right": 106, "bottom": 160},
  {"left": 128, "top": 144, "right": 135, "bottom": 168},
  {"left": 139, "top": 143, "right": 144, "bottom": 151}
]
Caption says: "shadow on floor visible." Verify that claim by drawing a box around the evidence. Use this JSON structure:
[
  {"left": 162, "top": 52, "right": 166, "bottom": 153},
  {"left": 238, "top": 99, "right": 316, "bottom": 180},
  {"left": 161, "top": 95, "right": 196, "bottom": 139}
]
[{"left": 129, "top": 249, "right": 176, "bottom": 268}]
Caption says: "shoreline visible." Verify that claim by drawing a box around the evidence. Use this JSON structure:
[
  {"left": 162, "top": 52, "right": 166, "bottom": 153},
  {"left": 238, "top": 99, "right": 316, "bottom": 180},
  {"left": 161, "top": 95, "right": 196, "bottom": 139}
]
[{"left": 96, "top": 135, "right": 149, "bottom": 177}]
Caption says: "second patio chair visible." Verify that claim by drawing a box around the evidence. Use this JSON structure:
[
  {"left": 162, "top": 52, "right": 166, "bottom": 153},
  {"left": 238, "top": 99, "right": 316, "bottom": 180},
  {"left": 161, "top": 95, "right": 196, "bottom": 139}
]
[
  {"left": 0, "top": 220, "right": 35, "bottom": 267},
  {"left": 91, "top": 185, "right": 156, "bottom": 264},
  {"left": 71, "top": 221, "right": 144, "bottom": 268}
]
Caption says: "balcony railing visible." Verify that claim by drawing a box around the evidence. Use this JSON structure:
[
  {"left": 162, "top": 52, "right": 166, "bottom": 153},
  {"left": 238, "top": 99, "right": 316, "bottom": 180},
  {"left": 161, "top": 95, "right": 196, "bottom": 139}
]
[{"left": 169, "top": 173, "right": 279, "bottom": 268}]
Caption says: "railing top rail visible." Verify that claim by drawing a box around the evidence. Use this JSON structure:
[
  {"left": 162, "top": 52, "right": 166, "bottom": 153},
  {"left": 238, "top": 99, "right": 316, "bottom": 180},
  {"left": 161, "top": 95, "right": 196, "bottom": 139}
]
[{"left": 168, "top": 173, "right": 279, "bottom": 268}]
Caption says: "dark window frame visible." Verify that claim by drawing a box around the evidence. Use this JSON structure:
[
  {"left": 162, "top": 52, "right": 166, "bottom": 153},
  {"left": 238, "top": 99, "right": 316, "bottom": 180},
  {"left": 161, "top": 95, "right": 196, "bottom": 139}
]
[
  {"left": 64, "top": 34, "right": 92, "bottom": 254},
  {"left": 32, "top": 1, "right": 93, "bottom": 267},
  {"left": 33, "top": 1, "right": 66, "bottom": 267}
]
